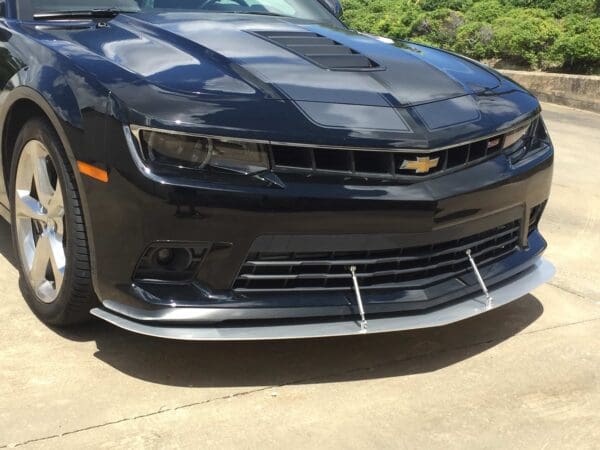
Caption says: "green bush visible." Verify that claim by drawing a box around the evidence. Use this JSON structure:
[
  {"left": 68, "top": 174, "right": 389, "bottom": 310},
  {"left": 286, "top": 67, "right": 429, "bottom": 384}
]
[
  {"left": 551, "top": 17, "right": 600, "bottom": 71},
  {"left": 342, "top": 0, "right": 421, "bottom": 39},
  {"left": 419, "top": 0, "right": 474, "bottom": 12},
  {"left": 548, "top": 0, "right": 599, "bottom": 18},
  {"left": 454, "top": 21, "right": 496, "bottom": 59},
  {"left": 500, "top": 0, "right": 599, "bottom": 17},
  {"left": 341, "top": 0, "right": 600, "bottom": 73},
  {"left": 491, "top": 8, "right": 562, "bottom": 68},
  {"left": 464, "top": 0, "right": 505, "bottom": 22},
  {"left": 411, "top": 9, "right": 466, "bottom": 47}
]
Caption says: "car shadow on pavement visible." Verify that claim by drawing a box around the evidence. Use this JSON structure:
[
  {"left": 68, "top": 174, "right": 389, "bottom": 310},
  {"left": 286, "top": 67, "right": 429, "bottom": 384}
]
[
  {"left": 0, "top": 219, "right": 544, "bottom": 387},
  {"left": 88, "top": 296, "right": 543, "bottom": 387}
]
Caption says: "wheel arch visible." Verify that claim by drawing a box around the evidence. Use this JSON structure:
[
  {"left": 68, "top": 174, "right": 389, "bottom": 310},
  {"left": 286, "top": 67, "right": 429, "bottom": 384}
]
[
  {"left": 2, "top": 97, "right": 46, "bottom": 191},
  {"left": 0, "top": 85, "right": 101, "bottom": 296},
  {"left": 2, "top": 84, "right": 85, "bottom": 173}
]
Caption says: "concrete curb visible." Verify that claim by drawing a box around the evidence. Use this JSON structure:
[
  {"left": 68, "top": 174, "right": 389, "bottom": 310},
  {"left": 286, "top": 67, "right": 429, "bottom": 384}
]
[{"left": 499, "top": 70, "right": 600, "bottom": 114}]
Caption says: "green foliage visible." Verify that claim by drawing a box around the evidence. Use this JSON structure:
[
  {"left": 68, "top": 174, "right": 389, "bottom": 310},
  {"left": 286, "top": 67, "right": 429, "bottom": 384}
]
[
  {"left": 342, "top": 0, "right": 421, "bottom": 39},
  {"left": 411, "top": 9, "right": 466, "bottom": 47},
  {"left": 419, "top": 0, "right": 474, "bottom": 12},
  {"left": 491, "top": 8, "right": 562, "bottom": 68},
  {"left": 548, "top": 0, "right": 598, "bottom": 18},
  {"left": 551, "top": 17, "right": 600, "bottom": 71},
  {"left": 341, "top": 0, "right": 600, "bottom": 73},
  {"left": 454, "top": 21, "right": 496, "bottom": 59},
  {"left": 464, "top": 0, "right": 505, "bottom": 22}
]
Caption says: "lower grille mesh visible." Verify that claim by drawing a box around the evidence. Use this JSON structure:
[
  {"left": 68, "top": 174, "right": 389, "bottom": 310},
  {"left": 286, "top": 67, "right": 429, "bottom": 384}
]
[{"left": 234, "top": 221, "right": 521, "bottom": 293}]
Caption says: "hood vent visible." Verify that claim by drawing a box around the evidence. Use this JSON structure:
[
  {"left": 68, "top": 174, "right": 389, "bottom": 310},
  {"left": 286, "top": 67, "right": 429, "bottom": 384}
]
[{"left": 252, "top": 31, "right": 380, "bottom": 70}]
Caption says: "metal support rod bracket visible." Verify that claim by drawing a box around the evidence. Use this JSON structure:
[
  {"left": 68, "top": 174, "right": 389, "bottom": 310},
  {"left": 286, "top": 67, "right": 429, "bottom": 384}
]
[
  {"left": 466, "top": 249, "right": 493, "bottom": 310},
  {"left": 349, "top": 265, "right": 368, "bottom": 333}
]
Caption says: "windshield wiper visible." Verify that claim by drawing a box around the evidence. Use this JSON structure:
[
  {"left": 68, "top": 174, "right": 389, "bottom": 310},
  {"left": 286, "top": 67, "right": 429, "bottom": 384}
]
[
  {"left": 33, "top": 8, "right": 126, "bottom": 21},
  {"left": 224, "top": 11, "right": 287, "bottom": 17}
]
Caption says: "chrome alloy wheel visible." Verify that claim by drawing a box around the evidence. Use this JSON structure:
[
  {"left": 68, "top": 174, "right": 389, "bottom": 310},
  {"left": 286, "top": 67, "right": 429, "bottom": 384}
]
[{"left": 14, "top": 140, "right": 66, "bottom": 304}]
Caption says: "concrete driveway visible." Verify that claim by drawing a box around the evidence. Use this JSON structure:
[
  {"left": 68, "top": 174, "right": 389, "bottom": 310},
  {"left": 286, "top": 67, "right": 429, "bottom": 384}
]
[{"left": 1, "top": 103, "right": 599, "bottom": 449}]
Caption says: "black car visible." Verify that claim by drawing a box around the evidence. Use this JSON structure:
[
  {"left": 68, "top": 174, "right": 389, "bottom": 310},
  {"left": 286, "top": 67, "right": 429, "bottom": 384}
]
[{"left": 0, "top": 0, "right": 554, "bottom": 340}]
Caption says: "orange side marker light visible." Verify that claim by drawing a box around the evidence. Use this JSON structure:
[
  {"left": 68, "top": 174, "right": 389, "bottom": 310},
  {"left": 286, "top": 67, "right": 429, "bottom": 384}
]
[{"left": 77, "top": 161, "right": 109, "bottom": 183}]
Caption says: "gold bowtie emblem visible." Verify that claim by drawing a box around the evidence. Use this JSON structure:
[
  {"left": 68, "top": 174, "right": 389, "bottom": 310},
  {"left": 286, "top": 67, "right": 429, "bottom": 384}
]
[{"left": 400, "top": 156, "right": 440, "bottom": 174}]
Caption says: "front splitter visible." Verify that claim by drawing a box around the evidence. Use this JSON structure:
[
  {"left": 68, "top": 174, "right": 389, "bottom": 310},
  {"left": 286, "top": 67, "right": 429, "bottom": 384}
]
[{"left": 90, "top": 258, "right": 554, "bottom": 341}]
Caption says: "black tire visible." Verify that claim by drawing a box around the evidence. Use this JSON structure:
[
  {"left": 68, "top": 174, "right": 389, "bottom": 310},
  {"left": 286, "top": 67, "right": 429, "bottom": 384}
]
[{"left": 9, "top": 117, "right": 96, "bottom": 325}]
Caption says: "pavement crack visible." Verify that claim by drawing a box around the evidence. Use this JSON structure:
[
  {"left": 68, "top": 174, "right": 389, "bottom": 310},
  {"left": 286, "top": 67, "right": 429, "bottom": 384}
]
[
  {"left": 548, "top": 281, "right": 591, "bottom": 300},
  {"left": 3, "top": 386, "right": 274, "bottom": 448},
  {"left": 4, "top": 315, "right": 600, "bottom": 448}
]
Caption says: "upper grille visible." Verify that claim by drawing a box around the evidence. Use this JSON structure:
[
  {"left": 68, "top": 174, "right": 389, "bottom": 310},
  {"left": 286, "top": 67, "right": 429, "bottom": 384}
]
[
  {"left": 252, "top": 31, "right": 380, "bottom": 70},
  {"left": 233, "top": 221, "right": 521, "bottom": 293},
  {"left": 270, "top": 136, "right": 503, "bottom": 180}
]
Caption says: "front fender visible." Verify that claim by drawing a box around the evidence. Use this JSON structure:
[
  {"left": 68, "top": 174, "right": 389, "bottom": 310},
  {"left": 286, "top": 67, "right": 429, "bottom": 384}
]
[{"left": 0, "top": 71, "right": 109, "bottom": 299}]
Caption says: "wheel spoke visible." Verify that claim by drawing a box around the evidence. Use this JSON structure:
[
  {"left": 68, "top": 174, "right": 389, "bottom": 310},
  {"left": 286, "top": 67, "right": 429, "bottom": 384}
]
[
  {"left": 30, "top": 143, "right": 55, "bottom": 210},
  {"left": 47, "top": 180, "right": 64, "bottom": 219},
  {"left": 56, "top": 218, "right": 65, "bottom": 242},
  {"left": 15, "top": 140, "right": 67, "bottom": 304},
  {"left": 48, "top": 231, "right": 66, "bottom": 291},
  {"left": 30, "top": 233, "right": 51, "bottom": 288},
  {"left": 14, "top": 194, "right": 46, "bottom": 221}
]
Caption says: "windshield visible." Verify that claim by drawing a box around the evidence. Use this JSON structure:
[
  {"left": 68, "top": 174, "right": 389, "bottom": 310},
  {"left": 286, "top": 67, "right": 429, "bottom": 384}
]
[{"left": 26, "top": 0, "right": 340, "bottom": 24}]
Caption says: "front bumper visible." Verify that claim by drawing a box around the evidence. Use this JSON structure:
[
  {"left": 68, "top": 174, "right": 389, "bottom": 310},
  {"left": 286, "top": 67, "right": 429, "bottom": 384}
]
[
  {"left": 83, "top": 118, "right": 554, "bottom": 339},
  {"left": 91, "top": 258, "right": 554, "bottom": 340}
]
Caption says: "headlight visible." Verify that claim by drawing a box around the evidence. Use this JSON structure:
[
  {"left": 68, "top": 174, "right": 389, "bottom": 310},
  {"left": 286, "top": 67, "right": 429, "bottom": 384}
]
[
  {"left": 143, "top": 130, "right": 211, "bottom": 167},
  {"left": 503, "top": 117, "right": 550, "bottom": 163},
  {"left": 502, "top": 125, "right": 530, "bottom": 150},
  {"left": 209, "top": 139, "right": 270, "bottom": 174},
  {"left": 136, "top": 128, "right": 270, "bottom": 175}
]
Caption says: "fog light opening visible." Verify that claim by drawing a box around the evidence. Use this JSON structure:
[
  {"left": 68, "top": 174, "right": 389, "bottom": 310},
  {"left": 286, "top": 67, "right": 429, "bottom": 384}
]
[
  {"left": 152, "top": 247, "right": 193, "bottom": 272},
  {"left": 134, "top": 242, "right": 212, "bottom": 283}
]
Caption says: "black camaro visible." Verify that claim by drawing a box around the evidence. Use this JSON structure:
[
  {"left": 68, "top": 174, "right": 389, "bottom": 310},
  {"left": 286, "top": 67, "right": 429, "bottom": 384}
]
[{"left": 0, "top": 0, "right": 554, "bottom": 340}]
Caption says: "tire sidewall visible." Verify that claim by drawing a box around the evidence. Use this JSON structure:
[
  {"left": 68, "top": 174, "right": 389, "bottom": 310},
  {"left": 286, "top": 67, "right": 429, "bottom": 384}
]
[{"left": 9, "top": 118, "right": 79, "bottom": 323}]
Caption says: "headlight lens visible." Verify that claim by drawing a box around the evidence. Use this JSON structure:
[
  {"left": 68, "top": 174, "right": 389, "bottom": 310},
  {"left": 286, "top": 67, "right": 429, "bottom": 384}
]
[
  {"left": 503, "top": 117, "right": 550, "bottom": 163},
  {"left": 502, "top": 125, "right": 530, "bottom": 150},
  {"left": 138, "top": 129, "right": 270, "bottom": 174},
  {"left": 210, "top": 140, "right": 270, "bottom": 174},
  {"left": 143, "top": 131, "right": 211, "bottom": 167}
]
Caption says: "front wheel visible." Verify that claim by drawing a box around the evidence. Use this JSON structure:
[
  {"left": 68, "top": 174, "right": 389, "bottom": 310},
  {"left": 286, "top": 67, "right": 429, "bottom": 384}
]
[{"left": 10, "top": 117, "right": 96, "bottom": 325}]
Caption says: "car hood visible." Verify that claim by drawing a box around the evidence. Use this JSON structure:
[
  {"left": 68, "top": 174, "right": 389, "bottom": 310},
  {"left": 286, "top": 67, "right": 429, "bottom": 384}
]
[
  {"left": 35, "top": 11, "right": 503, "bottom": 108},
  {"left": 23, "top": 12, "right": 539, "bottom": 147}
]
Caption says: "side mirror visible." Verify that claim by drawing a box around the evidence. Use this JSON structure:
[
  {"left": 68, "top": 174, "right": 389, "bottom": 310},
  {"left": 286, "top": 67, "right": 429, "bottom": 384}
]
[{"left": 319, "top": 0, "right": 343, "bottom": 18}]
